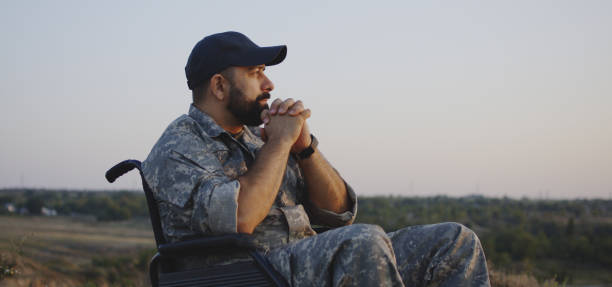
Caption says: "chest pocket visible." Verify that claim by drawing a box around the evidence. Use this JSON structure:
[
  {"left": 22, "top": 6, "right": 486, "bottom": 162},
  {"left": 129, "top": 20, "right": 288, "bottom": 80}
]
[
  {"left": 197, "top": 140, "right": 230, "bottom": 174},
  {"left": 210, "top": 140, "right": 249, "bottom": 180}
]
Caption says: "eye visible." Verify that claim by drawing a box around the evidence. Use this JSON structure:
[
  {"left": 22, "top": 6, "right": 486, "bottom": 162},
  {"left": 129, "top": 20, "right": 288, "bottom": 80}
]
[{"left": 249, "top": 66, "right": 265, "bottom": 77}]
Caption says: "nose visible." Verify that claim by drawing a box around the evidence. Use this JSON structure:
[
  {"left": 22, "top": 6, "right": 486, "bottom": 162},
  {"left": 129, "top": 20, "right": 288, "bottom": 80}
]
[{"left": 261, "top": 74, "right": 274, "bottom": 92}]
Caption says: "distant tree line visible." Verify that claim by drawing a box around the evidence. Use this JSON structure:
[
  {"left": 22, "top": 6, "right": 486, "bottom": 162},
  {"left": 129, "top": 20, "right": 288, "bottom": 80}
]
[{"left": 0, "top": 188, "right": 148, "bottom": 221}]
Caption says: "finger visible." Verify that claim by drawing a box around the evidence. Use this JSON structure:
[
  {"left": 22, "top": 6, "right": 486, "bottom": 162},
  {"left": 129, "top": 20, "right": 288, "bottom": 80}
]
[
  {"left": 269, "top": 98, "right": 283, "bottom": 115},
  {"left": 288, "top": 100, "right": 305, "bottom": 116},
  {"left": 300, "top": 109, "right": 311, "bottom": 119},
  {"left": 260, "top": 127, "right": 267, "bottom": 142},
  {"left": 260, "top": 109, "right": 270, "bottom": 124},
  {"left": 277, "top": 98, "right": 295, "bottom": 115}
]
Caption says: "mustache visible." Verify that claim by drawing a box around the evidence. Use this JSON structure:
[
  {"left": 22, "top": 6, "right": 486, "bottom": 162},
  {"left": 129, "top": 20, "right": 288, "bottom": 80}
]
[{"left": 256, "top": 93, "right": 271, "bottom": 102}]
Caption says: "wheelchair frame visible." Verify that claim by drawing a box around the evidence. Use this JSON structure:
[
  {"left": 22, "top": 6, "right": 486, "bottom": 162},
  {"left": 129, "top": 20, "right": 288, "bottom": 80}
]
[{"left": 106, "top": 159, "right": 289, "bottom": 287}]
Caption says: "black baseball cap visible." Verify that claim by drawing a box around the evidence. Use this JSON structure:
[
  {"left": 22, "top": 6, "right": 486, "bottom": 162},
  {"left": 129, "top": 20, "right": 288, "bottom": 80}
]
[{"left": 185, "top": 31, "right": 287, "bottom": 90}]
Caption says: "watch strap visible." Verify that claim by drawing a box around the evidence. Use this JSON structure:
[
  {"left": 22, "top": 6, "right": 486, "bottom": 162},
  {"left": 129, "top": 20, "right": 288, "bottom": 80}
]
[{"left": 296, "top": 134, "right": 318, "bottom": 160}]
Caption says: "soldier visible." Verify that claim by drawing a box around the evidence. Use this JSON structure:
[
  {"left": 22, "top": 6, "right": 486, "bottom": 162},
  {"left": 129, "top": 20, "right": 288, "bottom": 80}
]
[{"left": 143, "top": 31, "right": 491, "bottom": 286}]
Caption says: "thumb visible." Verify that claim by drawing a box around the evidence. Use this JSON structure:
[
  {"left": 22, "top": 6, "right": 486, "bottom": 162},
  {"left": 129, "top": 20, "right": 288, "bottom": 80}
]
[
  {"left": 260, "top": 109, "right": 271, "bottom": 125},
  {"left": 260, "top": 127, "right": 267, "bottom": 142}
]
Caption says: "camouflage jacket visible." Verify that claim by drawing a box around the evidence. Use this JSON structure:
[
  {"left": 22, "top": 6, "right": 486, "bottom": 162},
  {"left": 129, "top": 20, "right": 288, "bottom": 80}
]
[{"left": 143, "top": 105, "right": 357, "bottom": 252}]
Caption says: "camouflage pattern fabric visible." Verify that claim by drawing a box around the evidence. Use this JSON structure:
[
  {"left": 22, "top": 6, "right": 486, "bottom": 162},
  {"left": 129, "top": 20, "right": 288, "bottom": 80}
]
[
  {"left": 143, "top": 104, "right": 490, "bottom": 286},
  {"left": 266, "top": 222, "right": 490, "bottom": 286}
]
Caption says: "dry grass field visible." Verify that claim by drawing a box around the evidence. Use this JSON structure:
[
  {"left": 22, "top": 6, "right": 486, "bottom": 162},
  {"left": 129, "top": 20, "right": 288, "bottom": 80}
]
[{"left": 0, "top": 215, "right": 154, "bottom": 286}]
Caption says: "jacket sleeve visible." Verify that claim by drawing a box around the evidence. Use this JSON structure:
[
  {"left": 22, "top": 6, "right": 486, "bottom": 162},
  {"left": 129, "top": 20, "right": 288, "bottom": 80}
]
[
  {"left": 305, "top": 181, "right": 358, "bottom": 227},
  {"left": 144, "top": 131, "right": 241, "bottom": 236}
]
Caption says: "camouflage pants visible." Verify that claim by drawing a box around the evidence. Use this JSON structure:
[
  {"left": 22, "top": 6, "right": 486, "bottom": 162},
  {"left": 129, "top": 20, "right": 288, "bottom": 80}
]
[{"left": 265, "top": 222, "right": 491, "bottom": 287}]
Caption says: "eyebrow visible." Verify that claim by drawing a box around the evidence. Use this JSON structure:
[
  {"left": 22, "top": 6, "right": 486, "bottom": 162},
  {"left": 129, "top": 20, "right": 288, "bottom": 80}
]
[{"left": 249, "top": 65, "right": 265, "bottom": 71}]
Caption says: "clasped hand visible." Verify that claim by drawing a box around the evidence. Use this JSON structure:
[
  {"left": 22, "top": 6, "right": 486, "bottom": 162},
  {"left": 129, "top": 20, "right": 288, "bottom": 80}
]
[{"left": 260, "top": 98, "right": 312, "bottom": 153}]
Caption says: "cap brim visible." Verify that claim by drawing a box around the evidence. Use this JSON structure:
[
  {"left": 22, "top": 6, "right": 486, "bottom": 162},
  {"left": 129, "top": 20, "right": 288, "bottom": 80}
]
[{"left": 234, "top": 45, "right": 287, "bottom": 67}]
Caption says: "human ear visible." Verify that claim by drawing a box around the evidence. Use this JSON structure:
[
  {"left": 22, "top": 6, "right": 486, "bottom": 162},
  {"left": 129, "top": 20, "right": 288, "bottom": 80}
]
[{"left": 210, "top": 74, "right": 226, "bottom": 101}]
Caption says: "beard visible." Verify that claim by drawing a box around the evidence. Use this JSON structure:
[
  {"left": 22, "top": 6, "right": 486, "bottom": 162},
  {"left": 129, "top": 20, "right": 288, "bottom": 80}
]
[{"left": 227, "top": 85, "right": 270, "bottom": 126}]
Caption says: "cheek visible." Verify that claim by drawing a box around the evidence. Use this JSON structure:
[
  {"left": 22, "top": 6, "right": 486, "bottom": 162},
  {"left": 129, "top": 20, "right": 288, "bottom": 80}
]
[{"left": 244, "top": 78, "right": 263, "bottom": 94}]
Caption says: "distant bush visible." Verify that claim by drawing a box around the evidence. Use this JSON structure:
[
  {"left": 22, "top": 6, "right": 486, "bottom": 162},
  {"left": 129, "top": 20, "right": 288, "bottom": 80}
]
[{"left": 0, "top": 254, "right": 18, "bottom": 281}]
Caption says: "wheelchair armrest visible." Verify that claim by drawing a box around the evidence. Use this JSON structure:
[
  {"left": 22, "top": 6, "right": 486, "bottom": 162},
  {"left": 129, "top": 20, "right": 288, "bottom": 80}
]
[
  {"left": 313, "top": 226, "right": 331, "bottom": 234},
  {"left": 158, "top": 234, "right": 257, "bottom": 258}
]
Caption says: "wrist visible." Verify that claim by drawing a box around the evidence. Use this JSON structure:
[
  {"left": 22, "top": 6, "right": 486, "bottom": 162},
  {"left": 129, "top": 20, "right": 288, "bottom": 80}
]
[
  {"left": 267, "top": 135, "right": 295, "bottom": 150},
  {"left": 295, "top": 134, "right": 318, "bottom": 160}
]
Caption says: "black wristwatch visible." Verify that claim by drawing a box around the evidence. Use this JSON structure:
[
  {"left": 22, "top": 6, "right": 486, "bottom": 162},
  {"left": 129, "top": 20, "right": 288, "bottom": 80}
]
[{"left": 296, "top": 134, "right": 318, "bottom": 160}]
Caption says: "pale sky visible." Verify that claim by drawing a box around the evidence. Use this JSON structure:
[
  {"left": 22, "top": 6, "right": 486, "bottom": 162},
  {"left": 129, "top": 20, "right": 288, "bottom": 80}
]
[{"left": 1, "top": 1, "right": 611, "bottom": 199}]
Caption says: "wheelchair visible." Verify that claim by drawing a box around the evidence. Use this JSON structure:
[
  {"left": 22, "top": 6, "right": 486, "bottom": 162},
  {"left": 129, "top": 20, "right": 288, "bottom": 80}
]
[{"left": 106, "top": 159, "right": 289, "bottom": 287}]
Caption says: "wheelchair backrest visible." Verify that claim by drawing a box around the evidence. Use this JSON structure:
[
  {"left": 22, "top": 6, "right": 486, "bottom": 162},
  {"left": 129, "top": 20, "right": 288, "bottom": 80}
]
[{"left": 105, "top": 159, "right": 167, "bottom": 246}]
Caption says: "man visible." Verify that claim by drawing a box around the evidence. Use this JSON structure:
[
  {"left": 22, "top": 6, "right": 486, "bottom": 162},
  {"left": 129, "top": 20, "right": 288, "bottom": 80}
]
[{"left": 143, "top": 31, "right": 490, "bottom": 286}]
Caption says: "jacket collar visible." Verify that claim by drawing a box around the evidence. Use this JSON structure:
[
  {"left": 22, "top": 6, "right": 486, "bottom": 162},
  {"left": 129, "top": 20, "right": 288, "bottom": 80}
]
[{"left": 188, "top": 104, "right": 227, "bottom": 138}]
